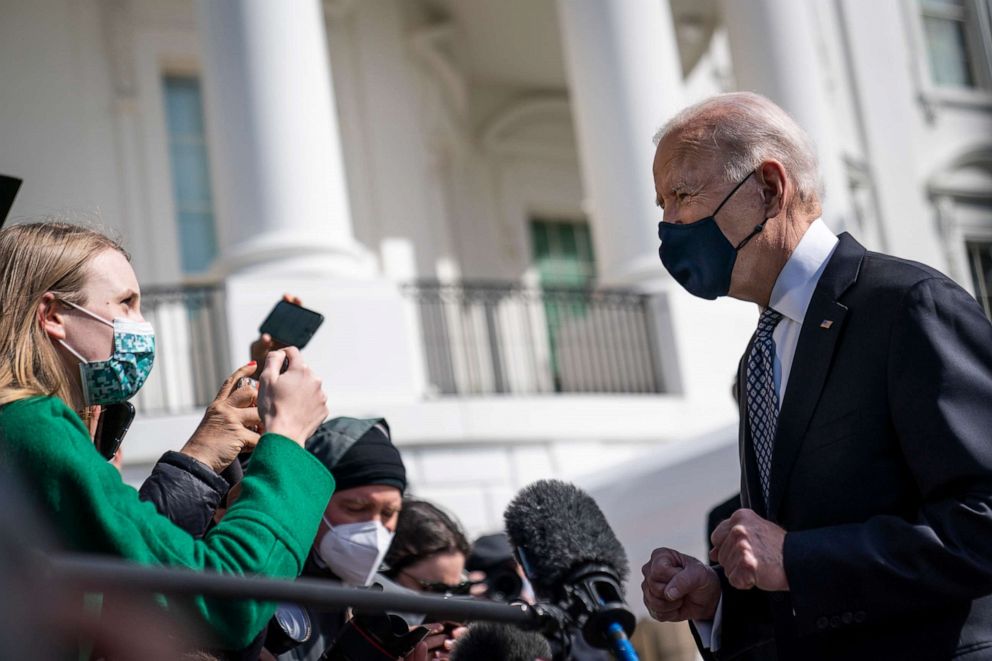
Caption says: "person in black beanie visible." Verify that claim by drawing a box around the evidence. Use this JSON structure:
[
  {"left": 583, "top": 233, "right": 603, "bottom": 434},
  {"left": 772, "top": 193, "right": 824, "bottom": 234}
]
[
  {"left": 305, "top": 417, "right": 407, "bottom": 587},
  {"left": 272, "top": 416, "right": 408, "bottom": 661},
  {"left": 135, "top": 414, "right": 409, "bottom": 661}
]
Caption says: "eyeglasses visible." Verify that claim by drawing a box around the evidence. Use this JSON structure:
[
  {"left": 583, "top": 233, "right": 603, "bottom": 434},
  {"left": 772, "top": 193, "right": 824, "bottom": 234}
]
[{"left": 401, "top": 571, "right": 481, "bottom": 596}]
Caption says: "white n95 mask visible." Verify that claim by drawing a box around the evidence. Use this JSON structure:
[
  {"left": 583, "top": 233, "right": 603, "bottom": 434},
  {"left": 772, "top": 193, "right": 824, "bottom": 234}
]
[{"left": 316, "top": 518, "right": 394, "bottom": 587}]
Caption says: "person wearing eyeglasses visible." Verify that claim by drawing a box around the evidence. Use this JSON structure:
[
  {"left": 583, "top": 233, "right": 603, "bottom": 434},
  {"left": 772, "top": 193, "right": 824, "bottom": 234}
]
[{"left": 383, "top": 498, "right": 475, "bottom": 659}]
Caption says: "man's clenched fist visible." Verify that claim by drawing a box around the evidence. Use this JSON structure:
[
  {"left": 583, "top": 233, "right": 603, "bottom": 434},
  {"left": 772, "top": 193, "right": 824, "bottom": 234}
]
[
  {"left": 710, "top": 508, "right": 789, "bottom": 592},
  {"left": 641, "top": 548, "right": 721, "bottom": 622}
]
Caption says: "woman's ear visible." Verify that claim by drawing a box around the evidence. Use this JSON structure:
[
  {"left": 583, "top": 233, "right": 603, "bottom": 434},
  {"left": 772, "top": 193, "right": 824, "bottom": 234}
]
[{"left": 38, "top": 293, "right": 67, "bottom": 342}]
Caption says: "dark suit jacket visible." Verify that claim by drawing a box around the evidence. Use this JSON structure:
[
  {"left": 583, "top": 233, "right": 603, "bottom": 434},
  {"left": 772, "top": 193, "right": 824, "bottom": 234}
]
[{"left": 701, "top": 233, "right": 992, "bottom": 661}]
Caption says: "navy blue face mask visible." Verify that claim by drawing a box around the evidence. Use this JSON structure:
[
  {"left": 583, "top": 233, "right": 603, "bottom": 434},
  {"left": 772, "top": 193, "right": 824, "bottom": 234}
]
[{"left": 657, "top": 171, "right": 765, "bottom": 300}]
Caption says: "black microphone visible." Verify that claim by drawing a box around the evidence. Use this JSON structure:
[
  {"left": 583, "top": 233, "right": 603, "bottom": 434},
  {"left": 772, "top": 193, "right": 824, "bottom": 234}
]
[
  {"left": 504, "top": 480, "right": 638, "bottom": 660},
  {"left": 449, "top": 622, "right": 552, "bottom": 661}
]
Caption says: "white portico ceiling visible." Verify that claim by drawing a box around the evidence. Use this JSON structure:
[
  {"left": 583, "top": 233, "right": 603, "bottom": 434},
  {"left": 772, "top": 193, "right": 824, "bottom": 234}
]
[
  {"left": 427, "top": 0, "right": 568, "bottom": 88},
  {"left": 424, "top": 0, "right": 719, "bottom": 88}
]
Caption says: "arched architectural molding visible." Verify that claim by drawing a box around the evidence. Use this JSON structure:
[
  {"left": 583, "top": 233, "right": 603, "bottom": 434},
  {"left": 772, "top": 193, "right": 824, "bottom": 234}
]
[
  {"left": 480, "top": 96, "right": 577, "bottom": 160},
  {"left": 478, "top": 95, "right": 585, "bottom": 255},
  {"left": 928, "top": 146, "right": 992, "bottom": 201},
  {"left": 927, "top": 146, "right": 992, "bottom": 291}
]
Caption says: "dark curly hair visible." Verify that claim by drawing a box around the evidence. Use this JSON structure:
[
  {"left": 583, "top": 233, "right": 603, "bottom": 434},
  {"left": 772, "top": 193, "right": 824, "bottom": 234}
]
[{"left": 383, "top": 498, "right": 470, "bottom": 577}]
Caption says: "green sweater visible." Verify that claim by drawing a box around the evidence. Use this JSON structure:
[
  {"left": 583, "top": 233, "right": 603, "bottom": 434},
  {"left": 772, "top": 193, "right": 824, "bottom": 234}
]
[{"left": 0, "top": 396, "right": 334, "bottom": 649}]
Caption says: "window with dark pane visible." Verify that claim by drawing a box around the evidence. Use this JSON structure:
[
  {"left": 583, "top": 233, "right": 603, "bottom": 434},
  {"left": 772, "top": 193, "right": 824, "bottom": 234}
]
[
  {"left": 530, "top": 218, "right": 597, "bottom": 390},
  {"left": 918, "top": 0, "right": 992, "bottom": 90},
  {"left": 530, "top": 219, "right": 596, "bottom": 288},
  {"left": 163, "top": 75, "right": 219, "bottom": 275}
]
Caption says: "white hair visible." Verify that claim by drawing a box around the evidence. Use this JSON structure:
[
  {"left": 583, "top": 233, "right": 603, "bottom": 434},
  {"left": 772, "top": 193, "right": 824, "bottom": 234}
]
[{"left": 653, "top": 92, "right": 823, "bottom": 207}]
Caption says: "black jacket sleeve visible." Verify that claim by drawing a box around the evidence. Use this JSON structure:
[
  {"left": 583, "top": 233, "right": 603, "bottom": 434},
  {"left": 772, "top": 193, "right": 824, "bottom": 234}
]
[
  {"left": 783, "top": 277, "right": 992, "bottom": 634},
  {"left": 138, "top": 450, "right": 231, "bottom": 538}
]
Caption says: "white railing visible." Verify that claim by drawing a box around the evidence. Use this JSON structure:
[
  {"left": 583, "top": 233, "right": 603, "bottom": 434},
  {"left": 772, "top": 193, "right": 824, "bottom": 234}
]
[{"left": 133, "top": 285, "right": 228, "bottom": 415}]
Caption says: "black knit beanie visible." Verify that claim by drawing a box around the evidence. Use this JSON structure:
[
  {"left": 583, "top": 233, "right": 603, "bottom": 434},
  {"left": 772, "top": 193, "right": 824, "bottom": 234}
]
[{"left": 305, "top": 417, "right": 407, "bottom": 493}]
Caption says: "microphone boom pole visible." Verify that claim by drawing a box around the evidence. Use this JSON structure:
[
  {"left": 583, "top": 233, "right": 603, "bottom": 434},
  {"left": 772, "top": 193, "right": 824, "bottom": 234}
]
[{"left": 45, "top": 553, "right": 537, "bottom": 627}]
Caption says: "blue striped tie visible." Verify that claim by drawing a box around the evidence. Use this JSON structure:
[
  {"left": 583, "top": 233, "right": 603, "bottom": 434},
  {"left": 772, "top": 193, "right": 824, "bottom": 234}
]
[{"left": 747, "top": 308, "right": 783, "bottom": 506}]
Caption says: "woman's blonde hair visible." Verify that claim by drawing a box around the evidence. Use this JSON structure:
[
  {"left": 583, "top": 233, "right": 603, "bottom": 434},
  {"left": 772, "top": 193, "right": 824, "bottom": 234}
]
[{"left": 0, "top": 222, "right": 129, "bottom": 408}]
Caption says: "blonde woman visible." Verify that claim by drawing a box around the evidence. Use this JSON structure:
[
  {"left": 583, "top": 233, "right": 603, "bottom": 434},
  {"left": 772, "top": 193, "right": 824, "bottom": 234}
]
[{"left": 0, "top": 222, "right": 334, "bottom": 649}]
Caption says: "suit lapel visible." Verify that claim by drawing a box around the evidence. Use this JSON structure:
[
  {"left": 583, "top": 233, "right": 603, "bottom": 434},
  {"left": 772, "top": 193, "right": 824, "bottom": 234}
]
[{"left": 766, "top": 233, "right": 866, "bottom": 521}]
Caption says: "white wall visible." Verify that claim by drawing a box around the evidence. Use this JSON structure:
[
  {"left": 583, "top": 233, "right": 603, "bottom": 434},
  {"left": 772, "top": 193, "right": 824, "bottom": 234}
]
[{"left": 0, "top": 1, "right": 125, "bottom": 244}]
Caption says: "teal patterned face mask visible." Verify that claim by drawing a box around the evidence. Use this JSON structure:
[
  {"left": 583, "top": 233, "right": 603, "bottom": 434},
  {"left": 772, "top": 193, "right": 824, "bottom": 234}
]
[{"left": 57, "top": 300, "right": 156, "bottom": 406}]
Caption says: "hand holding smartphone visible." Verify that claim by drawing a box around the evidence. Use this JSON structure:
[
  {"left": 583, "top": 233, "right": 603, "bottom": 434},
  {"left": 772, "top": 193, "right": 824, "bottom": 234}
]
[{"left": 258, "top": 299, "right": 324, "bottom": 350}]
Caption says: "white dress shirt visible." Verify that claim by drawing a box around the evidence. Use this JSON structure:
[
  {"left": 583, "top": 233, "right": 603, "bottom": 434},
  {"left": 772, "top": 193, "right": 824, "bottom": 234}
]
[
  {"left": 768, "top": 218, "right": 839, "bottom": 404},
  {"left": 694, "top": 218, "right": 838, "bottom": 650}
]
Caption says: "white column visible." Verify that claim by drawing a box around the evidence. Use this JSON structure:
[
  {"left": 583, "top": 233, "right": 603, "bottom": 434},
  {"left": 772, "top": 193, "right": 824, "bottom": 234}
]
[
  {"left": 556, "top": 0, "right": 756, "bottom": 412},
  {"left": 721, "top": 0, "right": 853, "bottom": 233},
  {"left": 195, "top": 0, "right": 372, "bottom": 277},
  {"left": 556, "top": 0, "right": 685, "bottom": 286}
]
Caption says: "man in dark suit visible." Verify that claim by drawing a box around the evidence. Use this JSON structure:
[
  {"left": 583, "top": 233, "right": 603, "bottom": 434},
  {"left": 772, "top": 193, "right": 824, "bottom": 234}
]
[{"left": 640, "top": 92, "right": 992, "bottom": 660}]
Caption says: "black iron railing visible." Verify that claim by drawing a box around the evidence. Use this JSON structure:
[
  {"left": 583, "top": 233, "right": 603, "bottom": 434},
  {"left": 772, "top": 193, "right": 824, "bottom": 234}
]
[
  {"left": 403, "top": 281, "right": 663, "bottom": 396},
  {"left": 132, "top": 284, "right": 229, "bottom": 415}
]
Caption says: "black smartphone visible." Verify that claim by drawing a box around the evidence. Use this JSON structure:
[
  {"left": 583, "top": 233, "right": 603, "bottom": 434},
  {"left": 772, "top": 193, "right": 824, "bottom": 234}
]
[
  {"left": 94, "top": 402, "right": 136, "bottom": 461},
  {"left": 259, "top": 300, "right": 324, "bottom": 349},
  {"left": 0, "top": 175, "right": 23, "bottom": 229},
  {"left": 404, "top": 624, "right": 432, "bottom": 653}
]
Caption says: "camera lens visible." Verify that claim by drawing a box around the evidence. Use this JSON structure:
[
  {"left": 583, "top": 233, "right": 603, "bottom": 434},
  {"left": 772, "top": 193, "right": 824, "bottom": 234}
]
[{"left": 265, "top": 603, "right": 312, "bottom": 654}]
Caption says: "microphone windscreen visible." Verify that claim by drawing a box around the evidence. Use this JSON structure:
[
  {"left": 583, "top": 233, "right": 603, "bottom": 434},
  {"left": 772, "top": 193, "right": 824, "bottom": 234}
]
[
  {"left": 503, "top": 480, "right": 628, "bottom": 597},
  {"left": 449, "top": 622, "right": 552, "bottom": 661}
]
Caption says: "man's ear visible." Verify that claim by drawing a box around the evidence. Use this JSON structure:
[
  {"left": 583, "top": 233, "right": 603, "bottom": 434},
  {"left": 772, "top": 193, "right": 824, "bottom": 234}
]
[
  {"left": 756, "top": 160, "right": 787, "bottom": 219},
  {"left": 38, "top": 293, "right": 67, "bottom": 342}
]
